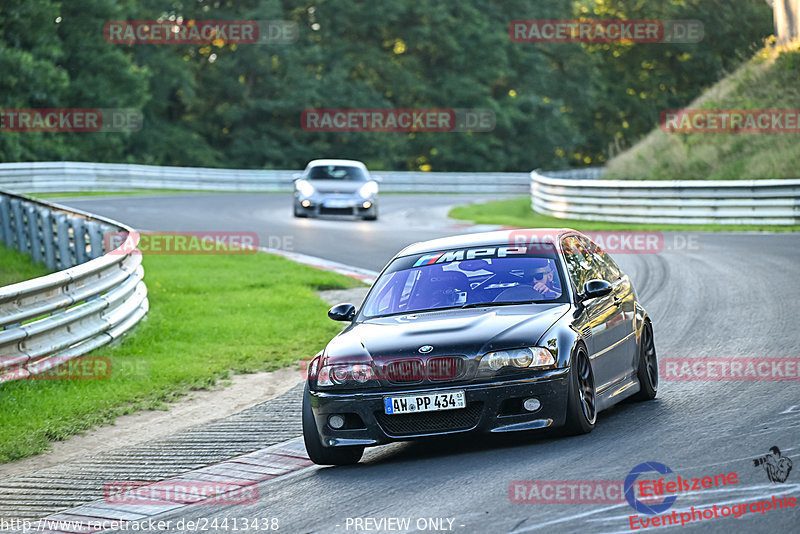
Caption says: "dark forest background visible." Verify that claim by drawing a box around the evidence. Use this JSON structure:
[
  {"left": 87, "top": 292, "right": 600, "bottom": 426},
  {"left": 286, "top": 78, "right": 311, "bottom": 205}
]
[{"left": 0, "top": 0, "right": 774, "bottom": 171}]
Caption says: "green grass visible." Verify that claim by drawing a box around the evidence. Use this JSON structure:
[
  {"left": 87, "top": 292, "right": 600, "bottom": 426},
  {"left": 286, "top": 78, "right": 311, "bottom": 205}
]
[
  {"left": 0, "top": 244, "right": 51, "bottom": 286},
  {"left": 0, "top": 252, "right": 362, "bottom": 463},
  {"left": 606, "top": 45, "right": 800, "bottom": 180},
  {"left": 449, "top": 197, "right": 800, "bottom": 232}
]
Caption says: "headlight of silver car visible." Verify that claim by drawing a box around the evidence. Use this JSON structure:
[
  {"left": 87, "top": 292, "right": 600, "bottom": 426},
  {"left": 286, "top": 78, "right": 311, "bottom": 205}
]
[
  {"left": 295, "top": 179, "right": 315, "bottom": 197},
  {"left": 358, "top": 181, "right": 379, "bottom": 198},
  {"left": 478, "top": 347, "right": 555, "bottom": 373}
]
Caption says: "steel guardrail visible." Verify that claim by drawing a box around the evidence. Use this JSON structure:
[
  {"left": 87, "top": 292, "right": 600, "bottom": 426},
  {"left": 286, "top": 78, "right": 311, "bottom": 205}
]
[
  {"left": 531, "top": 169, "right": 800, "bottom": 225},
  {"left": 0, "top": 161, "right": 531, "bottom": 194},
  {"left": 0, "top": 191, "right": 148, "bottom": 382}
]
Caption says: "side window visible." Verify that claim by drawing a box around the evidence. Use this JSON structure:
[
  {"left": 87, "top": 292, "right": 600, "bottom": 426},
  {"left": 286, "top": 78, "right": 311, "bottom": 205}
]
[
  {"left": 597, "top": 251, "right": 622, "bottom": 282},
  {"left": 561, "top": 236, "right": 595, "bottom": 291},
  {"left": 579, "top": 237, "right": 621, "bottom": 283}
]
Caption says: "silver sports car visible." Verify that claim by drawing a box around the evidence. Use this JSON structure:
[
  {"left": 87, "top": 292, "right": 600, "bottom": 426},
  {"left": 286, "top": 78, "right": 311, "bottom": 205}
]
[{"left": 293, "top": 159, "right": 379, "bottom": 220}]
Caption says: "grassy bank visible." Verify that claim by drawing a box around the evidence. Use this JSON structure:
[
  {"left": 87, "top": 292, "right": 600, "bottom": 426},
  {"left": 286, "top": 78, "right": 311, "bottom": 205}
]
[
  {"left": 605, "top": 45, "right": 800, "bottom": 180},
  {"left": 449, "top": 197, "right": 800, "bottom": 232},
  {"left": 0, "top": 244, "right": 51, "bottom": 286},
  {"left": 0, "top": 252, "right": 361, "bottom": 463}
]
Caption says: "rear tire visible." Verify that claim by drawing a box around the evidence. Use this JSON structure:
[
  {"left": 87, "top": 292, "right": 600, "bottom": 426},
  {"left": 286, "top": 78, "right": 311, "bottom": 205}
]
[
  {"left": 632, "top": 320, "right": 658, "bottom": 401},
  {"left": 563, "top": 346, "right": 596, "bottom": 435},
  {"left": 302, "top": 383, "right": 364, "bottom": 465}
]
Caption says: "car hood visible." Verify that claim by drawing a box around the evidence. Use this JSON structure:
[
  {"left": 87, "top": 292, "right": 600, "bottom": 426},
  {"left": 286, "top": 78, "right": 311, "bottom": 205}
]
[
  {"left": 308, "top": 179, "right": 364, "bottom": 194},
  {"left": 324, "top": 303, "right": 569, "bottom": 365}
]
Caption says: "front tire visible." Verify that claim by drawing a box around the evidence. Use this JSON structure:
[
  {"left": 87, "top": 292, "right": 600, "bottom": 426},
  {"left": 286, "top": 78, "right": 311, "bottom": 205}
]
[
  {"left": 563, "top": 346, "right": 596, "bottom": 435},
  {"left": 302, "top": 383, "right": 364, "bottom": 465},
  {"left": 632, "top": 320, "right": 658, "bottom": 401}
]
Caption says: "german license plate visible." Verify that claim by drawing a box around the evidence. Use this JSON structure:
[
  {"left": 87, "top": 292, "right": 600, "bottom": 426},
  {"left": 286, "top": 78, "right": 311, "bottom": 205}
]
[{"left": 384, "top": 391, "right": 466, "bottom": 415}]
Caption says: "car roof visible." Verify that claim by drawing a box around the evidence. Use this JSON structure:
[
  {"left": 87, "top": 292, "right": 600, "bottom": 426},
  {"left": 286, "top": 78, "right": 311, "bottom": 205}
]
[
  {"left": 305, "top": 159, "right": 368, "bottom": 170},
  {"left": 397, "top": 228, "right": 580, "bottom": 257}
]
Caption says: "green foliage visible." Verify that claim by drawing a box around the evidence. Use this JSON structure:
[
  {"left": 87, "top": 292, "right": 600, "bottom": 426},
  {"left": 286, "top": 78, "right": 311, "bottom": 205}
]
[{"left": 0, "top": 0, "right": 774, "bottom": 171}]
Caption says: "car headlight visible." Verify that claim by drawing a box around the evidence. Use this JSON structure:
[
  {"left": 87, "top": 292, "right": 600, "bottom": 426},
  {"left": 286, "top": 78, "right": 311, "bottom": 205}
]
[
  {"left": 295, "top": 179, "right": 315, "bottom": 197},
  {"left": 317, "top": 363, "right": 375, "bottom": 387},
  {"left": 478, "top": 347, "right": 555, "bottom": 372},
  {"left": 358, "top": 181, "right": 379, "bottom": 198}
]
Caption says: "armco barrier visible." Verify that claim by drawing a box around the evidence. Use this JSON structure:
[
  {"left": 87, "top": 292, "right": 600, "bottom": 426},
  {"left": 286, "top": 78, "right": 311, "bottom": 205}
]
[
  {"left": 532, "top": 169, "right": 800, "bottom": 225},
  {"left": 0, "top": 191, "right": 148, "bottom": 382},
  {"left": 0, "top": 162, "right": 531, "bottom": 194}
]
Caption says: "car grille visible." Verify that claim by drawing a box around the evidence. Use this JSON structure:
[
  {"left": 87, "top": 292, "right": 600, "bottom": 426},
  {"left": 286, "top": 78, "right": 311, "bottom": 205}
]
[
  {"left": 385, "top": 360, "right": 424, "bottom": 382},
  {"left": 375, "top": 402, "right": 483, "bottom": 436},
  {"left": 319, "top": 207, "right": 354, "bottom": 216},
  {"left": 382, "top": 357, "right": 464, "bottom": 384},
  {"left": 427, "top": 357, "right": 463, "bottom": 381}
]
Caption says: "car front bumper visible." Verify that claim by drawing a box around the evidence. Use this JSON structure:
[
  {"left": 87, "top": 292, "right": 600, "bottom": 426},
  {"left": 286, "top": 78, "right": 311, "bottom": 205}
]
[
  {"left": 295, "top": 193, "right": 377, "bottom": 217},
  {"left": 308, "top": 371, "right": 570, "bottom": 447}
]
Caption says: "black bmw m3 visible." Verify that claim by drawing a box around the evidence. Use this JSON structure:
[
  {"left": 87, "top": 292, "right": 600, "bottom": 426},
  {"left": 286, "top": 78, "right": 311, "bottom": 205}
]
[{"left": 303, "top": 229, "right": 658, "bottom": 465}]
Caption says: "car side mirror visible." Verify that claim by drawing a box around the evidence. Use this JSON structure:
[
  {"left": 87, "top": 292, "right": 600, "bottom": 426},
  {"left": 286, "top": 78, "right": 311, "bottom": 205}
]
[
  {"left": 328, "top": 303, "right": 356, "bottom": 322},
  {"left": 581, "top": 279, "right": 613, "bottom": 302},
  {"left": 372, "top": 175, "right": 383, "bottom": 183},
  {"left": 292, "top": 173, "right": 303, "bottom": 180}
]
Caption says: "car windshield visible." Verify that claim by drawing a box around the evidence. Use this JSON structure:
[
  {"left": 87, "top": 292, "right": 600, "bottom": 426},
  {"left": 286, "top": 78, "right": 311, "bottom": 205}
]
[
  {"left": 307, "top": 165, "right": 368, "bottom": 181},
  {"left": 360, "top": 247, "right": 566, "bottom": 319}
]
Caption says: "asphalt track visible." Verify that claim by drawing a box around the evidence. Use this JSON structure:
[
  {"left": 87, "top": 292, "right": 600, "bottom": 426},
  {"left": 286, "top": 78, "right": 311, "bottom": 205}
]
[{"left": 54, "top": 193, "right": 800, "bottom": 534}]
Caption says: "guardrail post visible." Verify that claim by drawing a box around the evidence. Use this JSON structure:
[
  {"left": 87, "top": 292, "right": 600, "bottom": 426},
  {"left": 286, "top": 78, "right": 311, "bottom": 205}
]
[
  {"left": 27, "top": 205, "right": 44, "bottom": 265},
  {"left": 55, "top": 213, "right": 72, "bottom": 269},
  {"left": 100, "top": 224, "right": 114, "bottom": 253},
  {"left": 71, "top": 218, "right": 87, "bottom": 265},
  {"left": 0, "top": 196, "right": 10, "bottom": 246},
  {"left": 86, "top": 221, "right": 104, "bottom": 259},
  {"left": 40, "top": 208, "right": 57, "bottom": 271},
  {"left": 11, "top": 199, "right": 25, "bottom": 253}
]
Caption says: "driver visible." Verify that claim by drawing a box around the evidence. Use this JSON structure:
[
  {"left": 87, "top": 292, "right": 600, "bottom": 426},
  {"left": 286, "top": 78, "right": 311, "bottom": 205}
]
[{"left": 530, "top": 259, "right": 561, "bottom": 298}]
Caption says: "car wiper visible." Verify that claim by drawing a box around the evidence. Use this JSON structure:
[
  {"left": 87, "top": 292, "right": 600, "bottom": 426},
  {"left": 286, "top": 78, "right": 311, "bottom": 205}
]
[
  {"left": 366, "top": 305, "right": 463, "bottom": 319},
  {"left": 461, "top": 300, "right": 547, "bottom": 309}
]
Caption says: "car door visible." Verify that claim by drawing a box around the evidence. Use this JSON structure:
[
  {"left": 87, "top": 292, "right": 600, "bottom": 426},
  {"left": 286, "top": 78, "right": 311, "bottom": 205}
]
[
  {"left": 561, "top": 236, "right": 621, "bottom": 391},
  {"left": 580, "top": 236, "right": 638, "bottom": 387}
]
